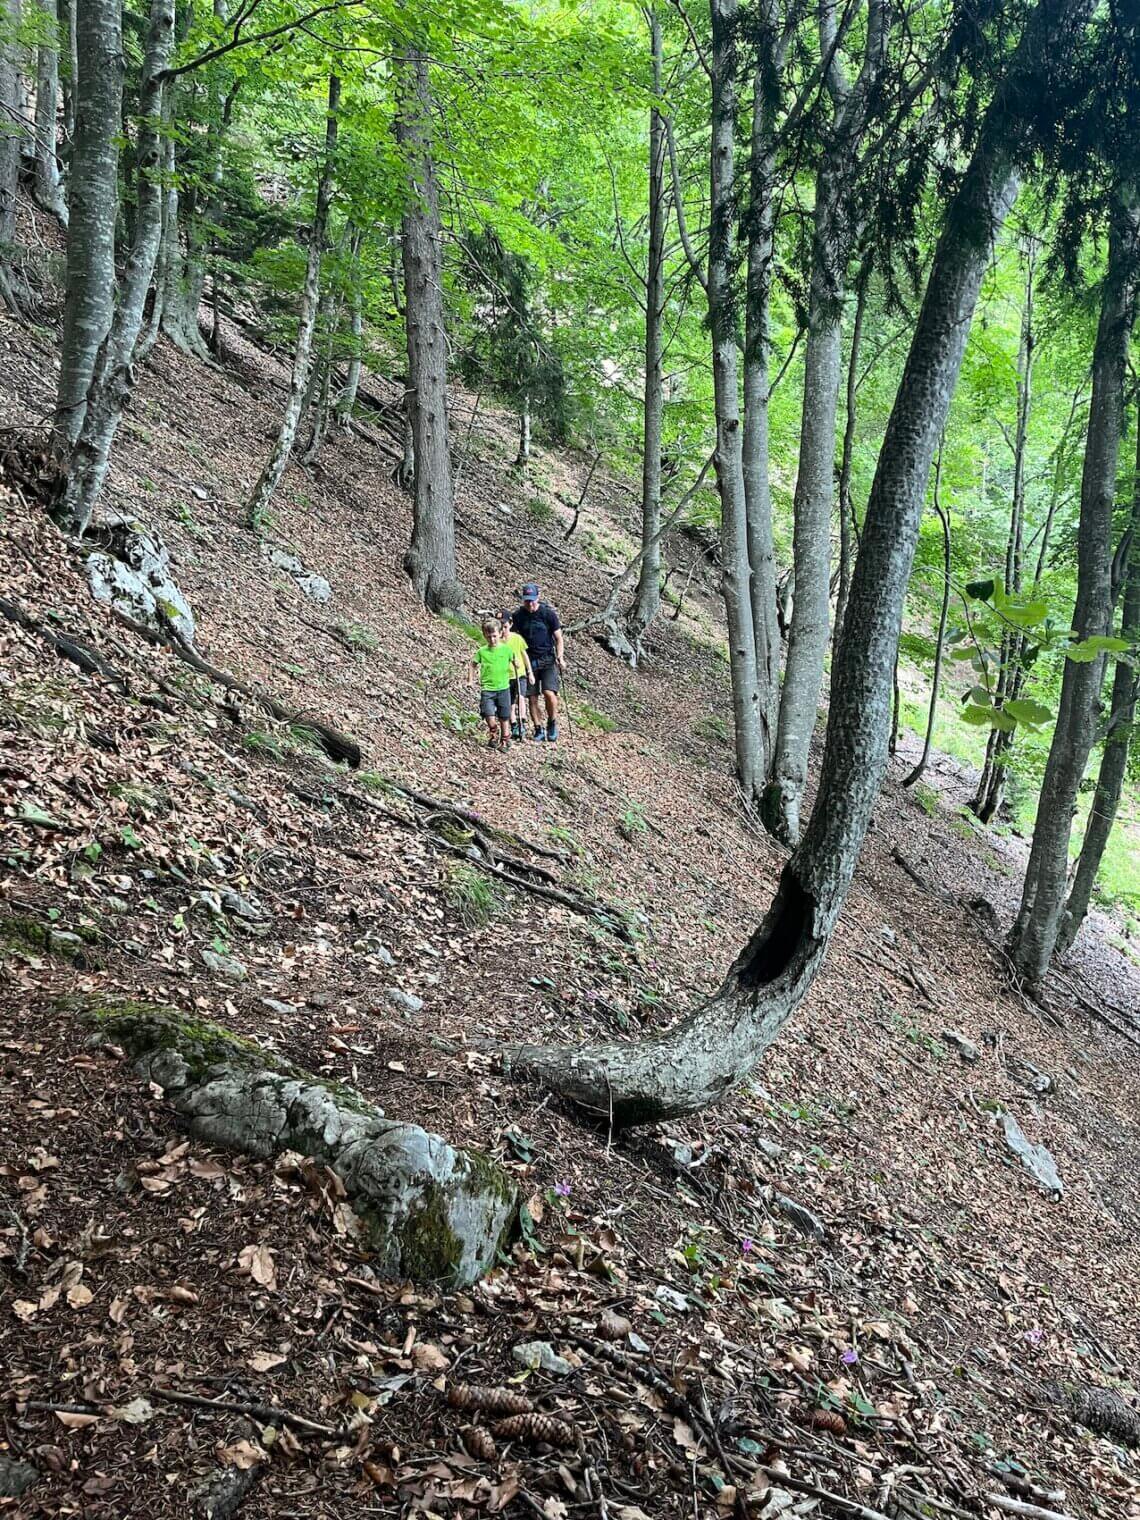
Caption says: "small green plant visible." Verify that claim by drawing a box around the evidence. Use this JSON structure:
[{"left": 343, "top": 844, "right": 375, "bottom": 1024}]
[
  {"left": 439, "top": 697, "right": 480, "bottom": 736},
  {"left": 243, "top": 728, "right": 286, "bottom": 759},
  {"left": 692, "top": 713, "right": 729, "bottom": 744},
  {"left": 334, "top": 621, "right": 379, "bottom": 654},
  {"left": 618, "top": 802, "right": 648, "bottom": 841},
  {"left": 912, "top": 781, "right": 939, "bottom": 817},
  {"left": 526, "top": 496, "right": 556, "bottom": 526},
  {"left": 548, "top": 823, "right": 584, "bottom": 856},
  {"left": 443, "top": 862, "right": 502, "bottom": 927},
  {"left": 576, "top": 701, "right": 618, "bottom": 733},
  {"left": 442, "top": 610, "right": 483, "bottom": 643}
]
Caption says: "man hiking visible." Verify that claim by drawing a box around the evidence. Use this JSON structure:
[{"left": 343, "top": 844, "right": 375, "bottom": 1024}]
[{"left": 511, "top": 581, "right": 566, "bottom": 742}]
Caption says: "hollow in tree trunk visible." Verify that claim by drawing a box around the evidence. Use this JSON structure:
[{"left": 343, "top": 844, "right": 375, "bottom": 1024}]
[
  {"left": 398, "top": 48, "right": 462, "bottom": 611},
  {"left": 1008, "top": 186, "right": 1140, "bottom": 989},
  {"left": 1055, "top": 423, "right": 1140, "bottom": 954},
  {"left": 506, "top": 0, "right": 1051, "bottom": 1120},
  {"left": 52, "top": 0, "right": 122, "bottom": 450},
  {"left": 245, "top": 75, "right": 340, "bottom": 529},
  {"left": 628, "top": 8, "right": 667, "bottom": 643},
  {"left": 56, "top": 0, "right": 175, "bottom": 536}
]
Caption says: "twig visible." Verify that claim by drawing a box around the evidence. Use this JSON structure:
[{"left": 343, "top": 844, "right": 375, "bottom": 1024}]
[
  {"left": 983, "top": 1497, "right": 1075, "bottom": 1520},
  {"left": 152, "top": 1386, "right": 338, "bottom": 1437},
  {"left": 759, "top": 1467, "right": 891, "bottom": 1520}
]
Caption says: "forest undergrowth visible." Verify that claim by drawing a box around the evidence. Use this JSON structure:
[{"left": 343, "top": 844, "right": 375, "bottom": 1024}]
[{"left": 3, "top": 294, "right": 1140, "bottom": 1520}]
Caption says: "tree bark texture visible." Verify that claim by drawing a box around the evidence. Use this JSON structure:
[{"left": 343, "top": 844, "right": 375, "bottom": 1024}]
[
  {"left": 629, "top": 9, "right": 667, "bottom": 641},
  {"left": 507, "top": 0, "right": 1053, "bottom": 1122},
  {"left": 58, "top": 0, "right": 176, "bottom": 536},
  {"left": 1008, "top": 187, "right": 1140, "bottom": 988},
  {"left": 708, "top": 0, "right": 766, "bottom": 808},
  {"left": 0, "top": 0, "right": 24, "bottom": 307},
  {"left": 765, "top": 0, "right": 887, "bottom": 845},
  {"left": 33, "top": 0, "right": 67, "bottom": 223},
  {"left": 335, "top": 224, "right": 364, "bottom": 426},
  {"left": 398, "top": 48, "right": 462, "bottom": 611},
  {"left": 834, "top": 255, "right": 871, "bottom": 646},
  {"left": 1056, "top": 424, "right": 1140, "bottom": 953},
  {"left": 53, "top": 0, "right": 122, "bottom": 450},
  {"left": 741, "top": 0, "right": 784, "bottom": 773},
  {"left": 245, "top": 74, "right": 340, "bottom": 528}
]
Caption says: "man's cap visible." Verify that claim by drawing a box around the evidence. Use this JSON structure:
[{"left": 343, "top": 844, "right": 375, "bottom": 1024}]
[{"left": 520, "top": 582, "right": 540, "bottom": 599}]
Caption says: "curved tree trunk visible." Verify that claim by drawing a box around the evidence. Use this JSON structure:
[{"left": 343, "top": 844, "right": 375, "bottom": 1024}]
[
  {"left": 903, "top": 450, "right": 950, "bottom": 788},
  {"left": 1055, "top": 425, "right": 1140, "bottom": 954},
  {"left": 629, "top": 9, "right": 666, "bottom": 642},
  {"left": 33, "top": 0, "right": 67, "bottom": 224},
  {"left": 398, "top": 48, "right": 462, "bottom": 611},
  {"left": 245, "top": 75, "right": 340, "bottom": 529},
  {"left": 709, "top": 0, "right": 765, "bottom": 809},
  {"left": 508, "top": 29, "right": 1035, "bottom": 1122},
  {"left": 53, "top": 0, "right": 122, "bottom": 451},
  {"left": 764, "top": 0, "right": 887, "bottom": 846},
  {"left": 57, "top": 0, "right": 175, "bottom": 536},
  {"left": 1008, "top": 185, "right": 1140, "bottom": 989}
]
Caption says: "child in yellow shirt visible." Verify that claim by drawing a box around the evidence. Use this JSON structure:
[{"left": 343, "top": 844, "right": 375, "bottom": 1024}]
[{"left": 500, "top": 609, "right": 535, "bottom": 741}]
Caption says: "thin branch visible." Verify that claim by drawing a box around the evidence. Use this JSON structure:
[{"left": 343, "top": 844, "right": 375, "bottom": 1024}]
[
  {"left": 664, "top": 116, "right": 708, "bottom": 292},
  {"left": 159, "top": 0, "right": 366, "bottom": 80}
]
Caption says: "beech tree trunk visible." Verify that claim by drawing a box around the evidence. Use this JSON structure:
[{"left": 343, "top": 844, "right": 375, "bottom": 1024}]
[
  {"left": 245, "top": 75, "right": 340, "bottom": 528},
  {"left": 53, "top": 0, "right": 122, "bottom": 450},
  {"left": 1008, "top": 186, "right": 1140, "bottom": 989},
  {"left": 834, "top": 255, "right": 871, "bottom": 644},
  {"left": 629, "top": 9, "right": 667, "bottom": 641},
  {"left": 1055, "top": 424, "right": 1140, "bottom": 953},
  {"left": 741, "top": 0, "right": 785, "bottom": 773},
  {"left": 709, "top": 0, "right": 766, "bottom": 808},
  {"left": 0, "top": 0, "right": 25, "bottom": 308},
  {"left": 506, "top": 0, "right": 1063, "bottom": 1122},
  {"left": 764, "top": 0, "right": 887, "bottom": 845},
  {"left": 32, "top": 0, "right": 67, "bottom": 223},
  {"left": 335, "top": 225, "right": 364, "bottom": 427},
  {"left": 903, "top": 449, "right": 950, "bottom": 788},
  {"left": 398, "top": 48, "right": 462, "bottom": 612},
  {"left": 57, "top": 0, "right": 175, "bottom": 536}
]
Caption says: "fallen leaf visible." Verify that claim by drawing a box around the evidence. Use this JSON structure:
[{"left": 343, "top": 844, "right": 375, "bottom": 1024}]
[
  {"left": 237, "top": 1243, "right": 277, "bottom": 1289},
  {"left": 248, "top": 1351, "right": 288, "bottom": 1372},
  {"left": 55, "top": 1411, "right": 99, "bottom": 1429},
  {"left": 67, "top": 1284, "right": 94, "bottom": 1309},
  {"left": 411, "top": 1342, "right": 450, "bottom": 1373},
  {"left": 218, "top": 1439, "right": 266, "bottom": 1470},
  {"left": 13, "top": 1299, "right": 38, "bottom": 1322},
  {"left": 110, "top": 1397, "right": 155, "bottom": 1425}
]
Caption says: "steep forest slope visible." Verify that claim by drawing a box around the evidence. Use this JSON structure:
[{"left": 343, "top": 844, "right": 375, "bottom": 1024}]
[{"left": 3, "top": 301, "right": 1140, "bottom": 1520}]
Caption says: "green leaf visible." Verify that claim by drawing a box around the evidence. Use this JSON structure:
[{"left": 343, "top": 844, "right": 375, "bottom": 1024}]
[
  {"left": 1004, "top": 698, "right": 1053, "bottom": 726},
  {"left": 1001, "top": 598, "right": 1049, "bottom": 629},
  {"left": 962, "top": 704, "right": 1016, "bottom": 732},
  {"left": 17, "top": 802, "right": 65, "bottom": 828},
  {"left": 1067, "top": 635, "right": 1131, "bottom": 662},
  {"left": 965, "top": 578, "right": 996, "bottom": 602}
]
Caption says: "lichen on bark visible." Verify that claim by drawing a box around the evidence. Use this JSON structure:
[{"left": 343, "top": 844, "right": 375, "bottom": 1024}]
[{"left": 68, "top": 997, "right": 515, "bottom": 1286}]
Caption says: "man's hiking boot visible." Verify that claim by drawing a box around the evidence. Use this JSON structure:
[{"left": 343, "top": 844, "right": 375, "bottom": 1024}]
[
  {"left": 546, "top": 721, "right": 558, "bottom": 743},
  {"left": 532, "top": 727, "right": 547, "bottom": 742}
]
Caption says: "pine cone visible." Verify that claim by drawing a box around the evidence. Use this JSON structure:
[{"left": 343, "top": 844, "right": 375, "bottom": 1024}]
[
  {"left": 447, "top": 1383, "right": 534, "bottom": 1415},
  {"left": 792, "top": 1405, "right": 847, "bottom": 1437},
  {"left": 492, "top": 1412, "right": 577, "bottom": 1449},
  {"left": 460, "top": 1425, "right": 498, "bottom": 1462}
]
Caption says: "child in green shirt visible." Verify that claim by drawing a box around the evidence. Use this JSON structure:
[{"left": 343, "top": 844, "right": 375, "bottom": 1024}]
[
  {"left": 499, "top": 609, "right": 535, "bottom": 740},
  {"left": 469, "top": 620, "right": 515, "bottom": 751}
]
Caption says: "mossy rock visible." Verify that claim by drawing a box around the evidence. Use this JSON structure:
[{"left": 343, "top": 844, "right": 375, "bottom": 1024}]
[
  {"left": 1, "top": 916, "right": 102, "bottom": 968},
  {"left": 67, "top": 996, "right": 515, "bottom": 1286}
]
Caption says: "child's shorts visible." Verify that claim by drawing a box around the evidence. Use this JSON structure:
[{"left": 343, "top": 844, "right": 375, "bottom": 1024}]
[
  {"left": 480, "top": 688, "right": 510, "bottom": 720},
  {"left": 509, "top": 676, "right": 528, "bottom": 701}
]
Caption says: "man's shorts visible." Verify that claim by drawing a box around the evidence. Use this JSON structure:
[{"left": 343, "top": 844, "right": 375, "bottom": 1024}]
[
  {"left": 509, "top": 675, "right": 528, "bottom": 702},
  {"left": 479, "top": 688, "right": 510, "bottom": 720},
  {"left": 530, "top": 660, "right": 561, "bottom": 695}
]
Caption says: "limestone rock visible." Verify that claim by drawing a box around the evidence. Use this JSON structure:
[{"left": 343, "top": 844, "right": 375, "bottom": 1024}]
[
  {"left": 512, "top": 1340, "right": 573, "bottom": 1376},
  {"left": 999, "top": 1111, "right": 1063, "bottom": 1199},
  {"left": 386, "top": 988, "right": 424, "bottom": 1015},
  {"left": 262, "top": 544, "right": 332, "bottom": 603},
  {"left": 200, "top": 947, "right": 247, "bottom": 981},
  {"left": 86, "top": 512, "right": 196, "bottom": 643},
  {"left": 943, "top": 1029, "right": 980, "bottom": 1064}
]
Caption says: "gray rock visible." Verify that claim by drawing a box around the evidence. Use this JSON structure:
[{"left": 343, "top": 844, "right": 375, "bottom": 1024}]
[
  {"left": 220, "top": 889, "right": 266, "bottom": 922},
  {"left": 353, "top": 935, "right": 394, "bottom": 966},
  {"left": 755, "top": 1136, "right": 784, "bottom": 1161},
  {"left": 999, "top": 1111, "right": 1063, "bottom": 1199},
  {"left": 262, "top": 544, "right": 332, "bottom": 603},
  {"left": 880, "top": 924, "right": 897, "bottom": 946},
  {"left": 512, "top": 1340, "right": 573, "bottom": 1376},
  {"left": 385, "top": 988, "right": 423, "bottom": 1015},
  {"left": 654, "top": 1284, "right": 691, "bottom": 1314},
  {"left": 0, "top": 1458, "right": 38, "bottom": 1498},
  {"left": 260, "top": 998, "right": 299, "bottom": 1015},
  {"left": 86, "top": 513, "right": 196, "bottom": 643},
  {"left": 200, "top": 948, "right": 247, "bottom": 981},
  {"left": 943, "top": 1029, "right": 980, "bottom": 1064}
]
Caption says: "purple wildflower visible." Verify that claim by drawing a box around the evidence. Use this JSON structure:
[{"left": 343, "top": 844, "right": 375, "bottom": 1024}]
[
  {"left": 841, "top": 1348, "right": 859, "bottom": 1365},
  {"left": 741, "top": 1237, "right": 754, "bottom": 1255},
  {"left": 554, "top": 1180, "right": 572, "bottom": 1198}
]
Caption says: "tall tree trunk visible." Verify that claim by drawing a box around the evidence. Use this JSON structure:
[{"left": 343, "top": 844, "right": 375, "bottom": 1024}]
[
  {"left": 58, "top": 0, "right": 75, "bottom": 173},
  {"left": 56, "top": 0, "right": 175, "bottom": 535},
  {"left": 1008, "top": 187, "right": 1140, "bottom": 988},
  {"left": 629, "top": 9, "right": 667, "bottom": 642},
  {"left": 0, "top": 0, "right": 25, "bottom": 308},
  {"left": 32, "top": 0, "right": 67, "bottom": 223},
  {"left": 834, "top": 254, "right": 871, "bottom": 645},
  {"left": 245, "top": 75, "right": 340, "bottom": 529},
  {"left": 764, "top": 0, "right": 887, "bottom": 845},
  {"left": 741, "top": 0, "right": 784, "bottom": 775},
  {"left": 1056, "top": 429, "right": 1140, "bottom": 954},
  {"left": 515, "top": 392, "right": 531, "bottom": 467},
  {"left": 52, "top": 0, "right": 122, "bottom": 450},
  {"left": 903, "top": 448, "right": 950, "bottom": 787},
  {"left": 506, "top": 0, "right": 1064, "bottom": 1122},
  {"left": 335, "top": 223, "right": 364, "bottom": 427},
  {"left": 709, "top": 0, "right": 765, "bottom": 809},
  {"left": 398, "top": 47, "right": 462, "bottom": 611}
]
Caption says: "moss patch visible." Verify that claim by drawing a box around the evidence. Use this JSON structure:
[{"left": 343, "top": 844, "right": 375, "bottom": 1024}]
[{"left": 2, "top": 915, "right": 102, "bottom": 967}]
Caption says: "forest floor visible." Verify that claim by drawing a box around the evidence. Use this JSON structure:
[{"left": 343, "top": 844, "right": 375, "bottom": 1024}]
[{"left": 3, "top": 284, "right": 1140, "bottom": 1520}]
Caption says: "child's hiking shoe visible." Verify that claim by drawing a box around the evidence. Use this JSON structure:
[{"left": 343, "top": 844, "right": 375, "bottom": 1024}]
[
  {"left": 546, "top": 720, "right": 559, "bottom": 743},
  {"left": 511, "top": 721, "right": 524, "bottom": 740}
]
